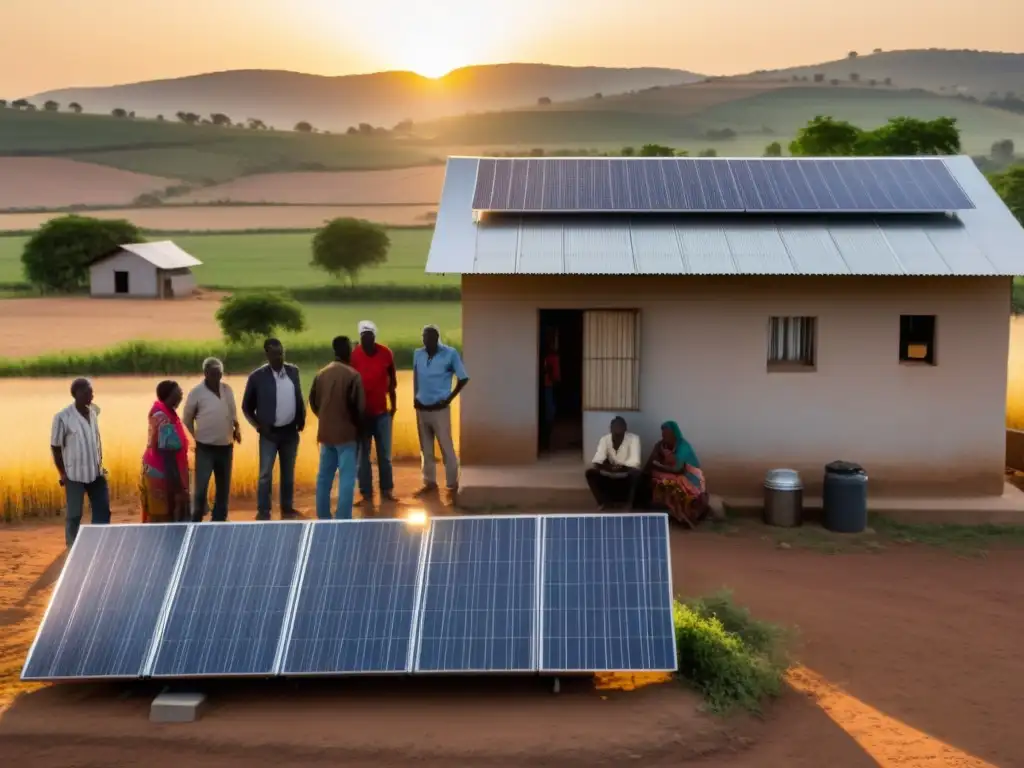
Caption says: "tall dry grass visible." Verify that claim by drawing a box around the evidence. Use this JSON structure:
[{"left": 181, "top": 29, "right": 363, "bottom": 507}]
[
  {"left": 1, "top": 373, "right": 458, "bottom": 520},
  {"left": 1007, "top": 318, "right": 1024, "bottom": 430}
]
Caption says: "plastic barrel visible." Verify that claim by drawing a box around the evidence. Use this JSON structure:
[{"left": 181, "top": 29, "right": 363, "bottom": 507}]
[{"left": 822, "top": 461, "right": 868, "bottom": 533}]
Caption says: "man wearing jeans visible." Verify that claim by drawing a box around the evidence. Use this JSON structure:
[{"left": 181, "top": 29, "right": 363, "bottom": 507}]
[
  {"left": 350, "top": 320, "right": 397, "bottom": 506},
  {"left": 183, "top": 357, "right": 241, "bottom": 522},
  {"left": 50, "top": 378, "right": 110, "bottom": 547},
  {"left": 242, "top": 339, "right": 306, "bottom": 520},
  {"left": 413, "top": 325, "right": 469, "bottom": 497},
  {"left": 309, "top": 336, "right": 365, "bottom": 520}
]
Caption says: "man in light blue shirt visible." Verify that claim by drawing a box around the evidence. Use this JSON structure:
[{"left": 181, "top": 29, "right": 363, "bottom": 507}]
[{"left": 413, "top": 325, "right": 469, "bottom": 496}]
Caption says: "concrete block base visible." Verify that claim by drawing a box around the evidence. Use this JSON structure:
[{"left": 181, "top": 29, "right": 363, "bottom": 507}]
[{"left": 150, "top": 692, "right": 207, "bottom": 723}]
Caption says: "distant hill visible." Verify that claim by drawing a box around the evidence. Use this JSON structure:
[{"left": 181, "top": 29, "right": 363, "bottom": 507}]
[
  {"left": 744, "top": 49, "right": 1024, "bottom": 98},
  {"left": 26, "top": 64, "right": 702, "bottom": 131}
]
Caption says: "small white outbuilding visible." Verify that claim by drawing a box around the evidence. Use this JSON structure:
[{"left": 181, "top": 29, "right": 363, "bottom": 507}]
[{"left": 89, "top": 241, "right": 202, "bottom": 299}]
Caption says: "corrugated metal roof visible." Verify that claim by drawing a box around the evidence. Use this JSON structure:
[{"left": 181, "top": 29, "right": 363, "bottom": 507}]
[
  {"left": 425, "top": 156, "right": 1024, "bottom": 276},
  {"left": 116, "top": 241, "right": 202, "bottom": 270}
]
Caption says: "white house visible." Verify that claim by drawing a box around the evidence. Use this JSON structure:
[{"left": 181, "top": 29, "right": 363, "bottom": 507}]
[
  {"left": 89, "top": 241, "right": 201, "bottom": 299},
  {"left": 424, "top": 155, "right": 1024, "bottom": 510}
]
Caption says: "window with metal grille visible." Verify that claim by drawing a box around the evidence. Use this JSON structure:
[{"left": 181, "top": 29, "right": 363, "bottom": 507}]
[
  {"left": 767, "top": 316, "right": 816, "bottom": 369},
  {"left": 583, "top": 310, "right": 640, "bottom": 411}
]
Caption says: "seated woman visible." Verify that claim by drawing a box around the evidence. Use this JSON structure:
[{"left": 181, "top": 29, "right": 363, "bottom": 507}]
[
  {"left": 645, "top": 420, "right": 708, "bottom": 528},
  {"left": 140, "top": 380, "right": 191, "bottom": 523}
]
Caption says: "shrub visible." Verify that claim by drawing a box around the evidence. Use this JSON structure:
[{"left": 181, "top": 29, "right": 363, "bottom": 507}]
[
  {"left": 21, "top": 215, "right": 143, "bottom": 292},
  {"left": 215, "top": 292, "right": 306, "bottom": 344}
]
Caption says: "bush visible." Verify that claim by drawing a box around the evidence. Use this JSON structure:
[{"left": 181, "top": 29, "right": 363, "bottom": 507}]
[
  {"left": 21, "top": 215, "right": 143, "bottom": 292},
  {"left": 215, "top": 292, "right": 306, "bottom": 344},
  {"left": 673, "top": 592, "right": 787, "bottom": 713},
  {"left": 311, "top": 217, "right": 391, "bottom": 286}
]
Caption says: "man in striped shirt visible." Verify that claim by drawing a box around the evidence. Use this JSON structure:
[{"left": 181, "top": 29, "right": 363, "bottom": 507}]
[{"left": 50, "top": 378, "right": 110, "bottom": 547}]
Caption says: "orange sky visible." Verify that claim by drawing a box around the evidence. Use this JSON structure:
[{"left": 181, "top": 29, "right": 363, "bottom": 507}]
[{"left": 2, "top": 0, "right": 1022, "bottom": 95}]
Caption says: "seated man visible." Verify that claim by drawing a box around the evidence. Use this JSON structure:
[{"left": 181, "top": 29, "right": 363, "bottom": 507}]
[{"left": 585, "top": 416, "right": 642, "bottom": 510}]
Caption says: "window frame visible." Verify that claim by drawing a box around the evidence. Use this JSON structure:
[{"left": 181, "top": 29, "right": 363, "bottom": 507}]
[
  {"left": 766, "top": 315, "right": 818, "bottom": 372},
  {"left": 899, "top": 314, "right": 937, "bottom": 366},
  {"left": 582, "top": 308, "right": 641, "bottom": 412}
]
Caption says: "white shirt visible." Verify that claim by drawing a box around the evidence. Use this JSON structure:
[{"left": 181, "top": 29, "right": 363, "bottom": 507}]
[
  {"left": 183, "top": 382, "right": 238, "bottom": 446},
  {"left": 592, "top": 432, "right": 641, "bottom": 469},
  {"left": 50, "top": 404, "right": 103, "bottom": 484},
  {"left": 273, "top": 368, "right": 297, "bottom": 427}
]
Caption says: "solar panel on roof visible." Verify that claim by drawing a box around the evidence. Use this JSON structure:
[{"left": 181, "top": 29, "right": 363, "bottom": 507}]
[
  {"left": 149, "top": 522, "right": 307, "bottom": 678},
  {"left": 540, "top": 514, "right": 677, "bottom": 673},
  {"left": 415, "top": 516, "right": 539, "bottom": 673},
  {"left": 22, "top": 524, "right": 188, "bottom": 681},
  {"left": 281, "top": 520, "right": 427, "bottom": 676},
  {"left": 472, "top": 157, "right": 974, "bottom": 214}
]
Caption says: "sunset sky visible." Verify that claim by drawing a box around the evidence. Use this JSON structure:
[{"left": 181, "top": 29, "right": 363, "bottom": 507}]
[{"left": 3, "top": 0, "right": 1021, "bottom": 95}]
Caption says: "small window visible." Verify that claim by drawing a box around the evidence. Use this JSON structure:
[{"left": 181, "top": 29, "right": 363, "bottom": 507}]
[
  {"left": 583, "top": 310, "right": 640, "bottom": 411},
  {"left": 113, "top": 271, "right": 129, "bottom": 294},
  {"left": 767, "top": 316, "right": 816, "bottom": 370},
  {"left": 899, "top": 315, "right": 936, "bottom": 365}
]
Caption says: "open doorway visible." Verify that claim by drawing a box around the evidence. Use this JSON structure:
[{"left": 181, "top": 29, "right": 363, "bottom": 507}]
[{"left": 538, "top": 309, "right": 584, "bottom": 457}]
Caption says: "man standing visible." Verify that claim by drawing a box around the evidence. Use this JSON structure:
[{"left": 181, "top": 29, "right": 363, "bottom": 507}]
[
  {"left": 50, "top": 378, "right": 110, "bottom": 547},
  {"left": 183, "top": 357, "right": 241, "bottom": 522},
  {"left": 309, "top": 336, "right": 365, "bottom": 520},
  {"left": 350, "top": 320, "right": 397, "bottom": 505},
  {"left": 413, "top": 325, "right": 469, "bottom": 496},
  {"left": 241, "top": 338, "right": 306, "bottom": 520},
  {"left": 585, "top": 416, "right": 642, "bottom": 510}
]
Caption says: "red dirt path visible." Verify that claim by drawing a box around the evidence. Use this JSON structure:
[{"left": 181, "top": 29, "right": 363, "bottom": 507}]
[{"left": 1, "top": 476, "right": 1021, "bottom": 767}]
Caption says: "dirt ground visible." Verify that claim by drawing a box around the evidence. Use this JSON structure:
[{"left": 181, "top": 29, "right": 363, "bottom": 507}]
[
  {"left": 1, "top": 469, "right": 1021, "bottom": 767},
  {"left": 0, "top": 295, "right": 221, "bottom": 356},
  {"left": 0, "top": 158, "right": 179, "bottom": 210}
]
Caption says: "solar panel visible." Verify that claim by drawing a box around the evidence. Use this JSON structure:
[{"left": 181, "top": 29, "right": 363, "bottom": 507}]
[
  {"left": 539, "top": 514, "right": 677, "bottom": 673},
  {"left": 415, "top": 516, "right": 539, "bottom": 673},
  {"left": 281, "top": 520, "right": 427, "bottom": 676},
  {"left": 22, "top": 524, "right": 188, "bottom": 681},
  {"left": 472, "top": 157, "right": 974, "bottom": 213},
  {"left": 148, "top": 522, "right": 307, "bottom": 678}
]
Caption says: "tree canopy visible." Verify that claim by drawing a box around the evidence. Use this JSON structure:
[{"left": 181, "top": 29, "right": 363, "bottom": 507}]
[
  {"left": 789, "top": 115, "right": 961, "bottom": 157},
  {"left": 989, "top": 166, "right": 1024, "bottom": 226},
  {"left": 21, "top": 215, "right": 143, "bottom": 292},
  {"left": 311, "top": 218, "right": 390, "bottom": 286},
  {"left": 215, "top": 292, "right": 306, "bottom": 344}
]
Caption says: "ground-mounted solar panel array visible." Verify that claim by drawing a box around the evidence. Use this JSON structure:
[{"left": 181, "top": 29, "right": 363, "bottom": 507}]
[
  {"left": 470, "top": 157, "right": 975, "bottom": 214},
  {"left": 22, "top": 515, "right": 677, "bottom": 682}
]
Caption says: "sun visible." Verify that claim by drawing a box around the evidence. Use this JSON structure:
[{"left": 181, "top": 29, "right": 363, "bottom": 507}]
[{"left": 406, "top": 52, "right": 460, "bottom": 79}]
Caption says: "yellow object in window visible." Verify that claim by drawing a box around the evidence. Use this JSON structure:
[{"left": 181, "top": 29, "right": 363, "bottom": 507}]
[{"left": 907, "top": 344, "right": 928, "bottom": 359}]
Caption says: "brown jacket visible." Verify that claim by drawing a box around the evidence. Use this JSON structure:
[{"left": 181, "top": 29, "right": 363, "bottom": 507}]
[{"left": 309, "top": 361, "right": 365, "bottom": 445}]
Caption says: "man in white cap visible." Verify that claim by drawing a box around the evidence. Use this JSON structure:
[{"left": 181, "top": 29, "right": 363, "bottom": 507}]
[
  {"left": 413, "top": 324, "right": 469, "bottom": 496},
  {"left": 350, "top": 320, "right": 398, "bottom": 504}
]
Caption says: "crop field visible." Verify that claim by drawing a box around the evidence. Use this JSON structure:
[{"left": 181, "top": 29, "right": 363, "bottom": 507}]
[
  {"left": 0, "top": 373, "right": 458, "bottom": 519},
  {"left": 0, "top": 158, "right": 179, "bottom": 210}
]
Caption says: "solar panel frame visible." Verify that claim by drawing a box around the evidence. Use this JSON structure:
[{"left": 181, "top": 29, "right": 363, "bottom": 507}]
[
  {"left": 21, "top": 523, "right": 191, "bottom": 682},
  {"left": 413, "top": 515, "right": 542, "bottom": 675},
  {"left": 278, "top": 519, "right": 430, "bottom": 677},
  {"left": 538, "top": 512, "right": 678, "bottom": 675}
]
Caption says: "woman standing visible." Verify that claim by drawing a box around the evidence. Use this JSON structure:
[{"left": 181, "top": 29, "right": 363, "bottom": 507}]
[
  {"left": 141, "top": 380, "right": 190, "bottom": 523},
  {"left": 647, "top": 420, "right": 708, "bottom": 528}
]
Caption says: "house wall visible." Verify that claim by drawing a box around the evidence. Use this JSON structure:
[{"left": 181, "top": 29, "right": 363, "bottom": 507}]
[
  {"left": 460, "top": 275, "right": 1012, "bottom": 497},
  {"left": 89, "top": 252, "right": 158, "bottom": 297},
  {"left": 161, "top": 269, "right": 197, "bottom": 298}
]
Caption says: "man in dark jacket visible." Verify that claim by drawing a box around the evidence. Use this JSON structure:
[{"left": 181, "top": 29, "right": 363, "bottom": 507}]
[{"left": 241, "top": 338, "right": 306, "bottom": 520}]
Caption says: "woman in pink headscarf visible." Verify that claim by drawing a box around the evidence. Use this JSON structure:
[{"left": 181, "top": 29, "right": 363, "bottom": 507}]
[{"left": 140, "top": 380, "right": 190, "bottom": 523}]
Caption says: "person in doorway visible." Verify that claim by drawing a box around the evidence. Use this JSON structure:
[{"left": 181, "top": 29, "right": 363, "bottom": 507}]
[
  {"left": 646, "top": 420, "right": 709, "bottom": 528},
  {"left": 350, "top": 320, "right": 397, "bottom": 505},
  {"left": 51, "top": 378, "right": 110, "bottom": 546},
  {"left": 585, "top": 416, "right": 642, "bottom": 510},
  {"left": 309, "top": 336, "right": 365, "bottom": 520},
  {"left": 183, "top": 358, "right": 241, "bottom": 522},
  {"left": 140, "top": 380, "right": 191, "bottom": 523},
  {"left": 540, "top": 330, "right": 561, "bottom": 451},
  {"left": 241, "top": 338, "right": 306, "bottom": 520},
  {"left": 413, "top": 325, "right": 469, "bottom": 497}
]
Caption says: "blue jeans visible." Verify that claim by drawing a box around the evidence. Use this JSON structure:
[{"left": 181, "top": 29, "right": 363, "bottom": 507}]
[
  {"left": 316, "top": 442, "right": 358, "bottom": 520},
  {"left": 257, "top": 431, "right": 299, "bottom": 519},
  {"left": 65, "top": 475, "right": 111, "bottom": 547},
  {"left": 193, "top": 443, "right": 233, "bottom": 522},
  {"left": 358, "top": 413, "right": 394, "bottom": 498}
]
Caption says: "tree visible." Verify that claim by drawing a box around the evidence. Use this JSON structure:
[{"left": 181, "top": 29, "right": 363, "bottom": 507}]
[
  {"left": 989, "top": 166, "right": 1024, "bottom": 225},
  {"left": 620, "top": 146, "right": 635, "bottom": 156},
  {"left": 215, "top": 293, "right": 305, "bottom": 344},
  {"left": 393, "top": 118, "right": 414, "bottom": 134},
  {"left": 12, "top": 99, "right": 30, "bottom": 109},
  {"left": 813, "top": 73, "right": 825, "bottom": 83},
  {"left": 764, "top": 141, "right": 783, "bottom": 157},
  {"left": 176, "top": 111, "right": 200, "bottom": 125},
  {"left": 698, "top": 148, "right": 718, "bottom": 157},
  {"left": 594, "top": 92, "right": 603, "bottom": 99},
  {"left": 537, "top": 96, "right": 552, "bottom": 106},
  {"left": 311, "top": 218, "right": 390, "bottom": 286},
  {"left": 111, "top": 108, "right": 128, "bottom": 118},
  {"left": 873, "top": 48, "right": 883, "bottom": 54},
  {"left": 68, "top": 102, "right": 82, "bottom": 114},
  {"left": 789, "top": 115, "right": 862, "bottom": 156},
  {"left": 43, "top": 100, "right": 59, "bottom": 112},
  {"left": 992, "top": 139, "right": 1015, "bottom": 165},
  {"left": 639, "top": 143, "right": 675, "bottom": 157},
  {"left": 358, "top": 123, "right": 374, "bottom": 135},
  {"left": 0, "top": 99, "right": 6, "bottom": 108},
  {"left": 856, "top": 116, "right": 960, "bottom": 156},
  {"left": 295, "top": 121, "right": 314, "bottom": 133},
  {"left": 346, "top": 126, "right": 358, "bottom": 135},
  {"left": 848, "top": 50, "right": 859, "bottom": 59},
  {"left": 21, "top": 215, "right": 143, "bottom": 293},
  {"left": 156, "top": 114, "right": 165, "bottom": 121},
  {"left": 210, "top": 113, "right": 232, "bottom": 127},
  {"left": 246, "top": 117, "right": 267, "bottom": 130}
]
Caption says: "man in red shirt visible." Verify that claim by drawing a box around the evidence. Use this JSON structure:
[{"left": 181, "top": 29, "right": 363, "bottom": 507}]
[{"left": 351, "top": 320, "right": 398, "bottom": 505}]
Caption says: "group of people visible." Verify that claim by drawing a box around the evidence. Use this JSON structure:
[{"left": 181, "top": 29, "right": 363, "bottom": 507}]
[
  {"left": 49, "top": 323, "right": 470, "bottom": 546},
  {"left": 585, "top": 416, "right": 709, "bottom": 528}
]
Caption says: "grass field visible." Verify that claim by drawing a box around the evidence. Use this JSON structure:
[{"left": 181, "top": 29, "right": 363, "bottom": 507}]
[{"left": 0, "top": 373, "right": 458, "bottom": 519}]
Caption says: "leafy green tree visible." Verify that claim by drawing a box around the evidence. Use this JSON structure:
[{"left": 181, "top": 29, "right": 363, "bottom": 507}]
[
  {"left": 246, "top": 117, "right": 266, "bottom": 130},
  {"left": 210, "top": 113, "right": 232, "bottom": 127},
  {"left": 69, "top": 102, "right": 83, "bottom": 114},
  {"left": 311, "top": 218, "right": 390, "bottom": 286},
  {"left": 764, "top": 141, "right": 783, "bottom": 157},
  {"left": 699, "top": 148, "right": 718, "bottom": 157},
  {"left": 295, "top": 121, "right": 314, "bottom": 133},
  {"left": 21, "top": 215, "right": 143, "bottom": 292},
  {"left": 989, "top": 166, "right": 1024, "bottom": 225},
  {"left": 111, "top": 107, "right": 128, "bottom": 118},
  {"left": 856, "top": 117, "right": 960, "bottom": 155},
  {"left": 620, "top": 146, "right": 636, "bottom": 156},
  {"left": 43, "top": 100, "right": 59, "bottom": 112},
  {"left": 789, "top": 116, "right": 862, "bottom": 156},
  {"left": 992, "top": 139, "right": 1016, "bottom": 165},
  {"left": 216, "top": 292, "right": 306, "bottom": 344},
  {"left": 12, "top": 99, "right": 30, "bottom": 109},
  {"left": 639, "top": 144, "right": 675, "bottom": 157}
]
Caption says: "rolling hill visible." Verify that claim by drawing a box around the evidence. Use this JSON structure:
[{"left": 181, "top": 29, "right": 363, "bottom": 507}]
[{"left": 26, "top": 64, "right": 701, "bottom": 132}]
